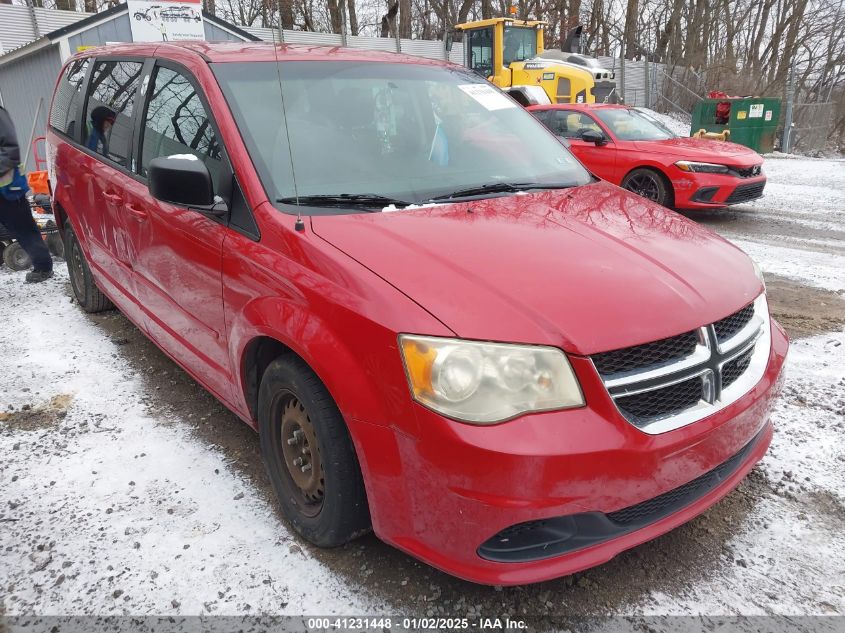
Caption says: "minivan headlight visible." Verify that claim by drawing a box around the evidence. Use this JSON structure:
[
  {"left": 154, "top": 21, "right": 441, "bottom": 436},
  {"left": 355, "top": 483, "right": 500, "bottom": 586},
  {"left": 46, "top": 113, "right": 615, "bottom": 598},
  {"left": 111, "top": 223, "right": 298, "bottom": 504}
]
[
  {"left": 675, "top": 161, "right": 730, "bottom": 174},
  {"left": 399, "top": 335, "right": 584, "bottom": 424}
]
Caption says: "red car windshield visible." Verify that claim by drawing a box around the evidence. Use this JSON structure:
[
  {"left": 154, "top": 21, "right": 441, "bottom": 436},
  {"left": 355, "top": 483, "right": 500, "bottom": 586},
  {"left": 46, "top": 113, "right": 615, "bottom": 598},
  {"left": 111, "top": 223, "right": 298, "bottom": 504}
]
[
  {"left": 213, "top": 61, "right": 590, "bottom": 212},
  {"left": 594, "top": 108, "right": 676, "bottom": 141}
]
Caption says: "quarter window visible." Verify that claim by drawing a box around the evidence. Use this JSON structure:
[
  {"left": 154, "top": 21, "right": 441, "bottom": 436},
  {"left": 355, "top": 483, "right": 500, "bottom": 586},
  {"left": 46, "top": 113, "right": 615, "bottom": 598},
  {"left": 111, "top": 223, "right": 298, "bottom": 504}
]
[
  {"left": 84, "top": 60, "right": 144, "bottom": 164},
  {"left": 140, "top": 66, "right": 222, "bottom": 185},
  {"left": 49, "top": 58, "right": 89, "bottom": 139}
]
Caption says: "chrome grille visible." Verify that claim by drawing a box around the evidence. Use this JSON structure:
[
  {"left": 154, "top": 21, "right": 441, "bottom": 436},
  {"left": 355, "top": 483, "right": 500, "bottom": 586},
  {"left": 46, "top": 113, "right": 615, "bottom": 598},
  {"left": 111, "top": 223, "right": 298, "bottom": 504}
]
[{"left": 592, "top": 295, "right": 771, "bottom": 434}]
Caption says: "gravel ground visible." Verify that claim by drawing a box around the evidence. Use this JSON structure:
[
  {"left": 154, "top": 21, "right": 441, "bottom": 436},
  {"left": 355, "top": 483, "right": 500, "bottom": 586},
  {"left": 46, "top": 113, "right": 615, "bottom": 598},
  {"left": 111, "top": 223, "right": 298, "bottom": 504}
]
[{"left": 1, "top": 156, "right": 843, "bottom": 621}]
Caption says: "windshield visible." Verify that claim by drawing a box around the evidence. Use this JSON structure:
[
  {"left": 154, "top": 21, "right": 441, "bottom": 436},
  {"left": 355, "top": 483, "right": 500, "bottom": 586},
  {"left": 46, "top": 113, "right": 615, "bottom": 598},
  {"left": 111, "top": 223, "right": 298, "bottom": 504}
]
[
  {"left": 503, "top": 27, "right": 537, "bottom": 65},
  {"left": 593, "top": 108, "right": 676, "bottom": 141},
  {"left": 212, "top": 61, "right": 589, "bottom": 213}
]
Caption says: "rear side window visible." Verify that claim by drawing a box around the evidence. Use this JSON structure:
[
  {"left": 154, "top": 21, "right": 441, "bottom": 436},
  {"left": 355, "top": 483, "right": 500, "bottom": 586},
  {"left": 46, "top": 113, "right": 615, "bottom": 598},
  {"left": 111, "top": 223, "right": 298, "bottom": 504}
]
[
  {"left": 50, "top": 58, "right": 89, "bottom": 138},
  {"left": 140, "top": 66, "right": 223, "bottom": 185},
  {"left": 84, "top": 60, "right": 144, "bottom": 165}
]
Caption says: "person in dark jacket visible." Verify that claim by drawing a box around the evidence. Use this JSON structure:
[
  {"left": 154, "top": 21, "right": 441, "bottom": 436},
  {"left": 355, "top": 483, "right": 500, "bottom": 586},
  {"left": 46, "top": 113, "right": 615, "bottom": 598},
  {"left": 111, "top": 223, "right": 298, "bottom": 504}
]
[
  {"left": 86, "top": 106, "right": 115, "bottom": 156},
  {"left": 0, "top": 106, "right": 53, "bottom": 283}
]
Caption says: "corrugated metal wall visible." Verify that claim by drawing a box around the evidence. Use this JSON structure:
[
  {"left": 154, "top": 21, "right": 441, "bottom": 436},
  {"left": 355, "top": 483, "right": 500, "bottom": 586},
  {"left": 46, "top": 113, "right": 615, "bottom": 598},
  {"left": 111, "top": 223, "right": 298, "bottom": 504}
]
[
  {"left": 596, "top": 56, "right": 663, "bottom": 107},
  {"left": 68, "top": 15, "right": 133, "bottom": 50},
  {"left": 204, "top": 20, "right": 247, "bottom": 41},
  {"left": 0, "top": 44, "right": 62, "bottom": 172},
  {"left": 0, "top": 6, "right": 86, "bottom": 55}
]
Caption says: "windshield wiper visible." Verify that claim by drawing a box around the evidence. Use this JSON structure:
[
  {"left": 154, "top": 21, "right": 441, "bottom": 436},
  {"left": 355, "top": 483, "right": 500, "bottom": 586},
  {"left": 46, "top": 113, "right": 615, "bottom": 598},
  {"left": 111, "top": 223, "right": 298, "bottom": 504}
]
[
  {"left": 427, "top": 182, "right": 576, "bottom": 202},
  {"left": 277, "top": 193, "right": 413, "bottom": 210}
]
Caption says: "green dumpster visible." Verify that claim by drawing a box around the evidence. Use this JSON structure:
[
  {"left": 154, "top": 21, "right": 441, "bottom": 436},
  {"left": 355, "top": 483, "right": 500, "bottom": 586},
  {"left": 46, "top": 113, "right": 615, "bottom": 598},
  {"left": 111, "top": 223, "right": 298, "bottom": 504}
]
[{"left": 690, "top": 97, "right": 781, "bottom": 153}]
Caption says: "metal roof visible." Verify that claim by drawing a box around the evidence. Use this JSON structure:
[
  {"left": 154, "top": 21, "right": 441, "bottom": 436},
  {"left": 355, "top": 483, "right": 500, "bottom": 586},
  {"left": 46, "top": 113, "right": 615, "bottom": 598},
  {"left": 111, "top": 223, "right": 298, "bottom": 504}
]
[
  {"left": 0, "top": 4, "right": 88, "bottom": 55},
  {"left": 0, "top": 4, "right": 258, "bottom": 63}
]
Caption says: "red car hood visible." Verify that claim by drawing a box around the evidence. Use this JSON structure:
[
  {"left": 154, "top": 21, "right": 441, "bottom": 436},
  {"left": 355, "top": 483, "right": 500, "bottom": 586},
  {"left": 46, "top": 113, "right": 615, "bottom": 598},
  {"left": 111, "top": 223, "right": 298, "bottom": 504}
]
[
  {"left": 311, "top": 181, "right": 763, "bottom": 356},
  {"left": 634, "top": 137, "right": 762, "bottom": 165}
]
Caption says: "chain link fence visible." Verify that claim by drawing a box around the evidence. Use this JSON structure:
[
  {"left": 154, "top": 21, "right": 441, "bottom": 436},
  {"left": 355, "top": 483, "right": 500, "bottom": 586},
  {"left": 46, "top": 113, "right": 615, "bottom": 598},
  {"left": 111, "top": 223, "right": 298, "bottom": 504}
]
[{"left": 787, "top": 101, "right": 835, "bottom": 155}]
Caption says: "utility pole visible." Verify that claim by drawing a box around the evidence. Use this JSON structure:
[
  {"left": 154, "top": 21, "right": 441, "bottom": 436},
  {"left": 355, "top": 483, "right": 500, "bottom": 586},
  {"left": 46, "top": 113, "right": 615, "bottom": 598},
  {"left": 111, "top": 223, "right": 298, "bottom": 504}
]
[
  {"left": 620, "top": 38, "right": 626, "bottom": 104},
  {"left": 782, "top": 59, "right": 795, "bottom": 154}
]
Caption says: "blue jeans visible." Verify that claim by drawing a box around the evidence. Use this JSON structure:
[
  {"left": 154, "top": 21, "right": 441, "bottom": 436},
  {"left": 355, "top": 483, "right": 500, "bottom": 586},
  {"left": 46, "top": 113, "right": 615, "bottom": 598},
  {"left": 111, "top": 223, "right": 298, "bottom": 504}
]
[{"left": 0, "top": 196, "right": 53, "bottom": 272}]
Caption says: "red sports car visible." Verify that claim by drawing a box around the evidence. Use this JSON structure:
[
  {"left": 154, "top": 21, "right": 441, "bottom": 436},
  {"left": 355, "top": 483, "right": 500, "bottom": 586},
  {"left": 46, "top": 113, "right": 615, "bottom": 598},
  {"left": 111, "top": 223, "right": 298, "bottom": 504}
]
[{"left": 528, "top": 103, "right": 766, "bottom": 210}]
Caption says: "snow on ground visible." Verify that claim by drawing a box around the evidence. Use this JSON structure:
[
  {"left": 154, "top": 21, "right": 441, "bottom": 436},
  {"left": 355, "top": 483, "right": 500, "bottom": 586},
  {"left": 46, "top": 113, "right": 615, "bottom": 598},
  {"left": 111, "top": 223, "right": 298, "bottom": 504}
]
[
  {"left": 1, "top": 155, "right": 844, "bottom": 619},
  {"left": 741, "top": 158, "right": 845, "bottom": 234},
  {"left": 639, "top": 329, "right": 845, "bottom": 616},
  {"left": 0, "top": 268, "right": 380, "bottom": 615}
]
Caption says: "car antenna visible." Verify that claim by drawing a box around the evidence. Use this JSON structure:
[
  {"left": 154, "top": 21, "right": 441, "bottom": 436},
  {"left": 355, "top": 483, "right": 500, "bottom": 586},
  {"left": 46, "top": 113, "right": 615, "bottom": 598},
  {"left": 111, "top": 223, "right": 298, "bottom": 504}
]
[{"left": 271, "top": 18, "right": 304, "bottom": 232}]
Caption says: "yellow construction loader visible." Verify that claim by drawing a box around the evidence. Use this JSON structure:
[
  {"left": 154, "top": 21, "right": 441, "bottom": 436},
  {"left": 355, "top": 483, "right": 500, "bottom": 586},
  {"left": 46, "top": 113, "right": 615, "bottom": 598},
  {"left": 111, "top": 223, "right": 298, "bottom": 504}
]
[{"left": 454, "top": 17, "right": 617, "bottom": 105}]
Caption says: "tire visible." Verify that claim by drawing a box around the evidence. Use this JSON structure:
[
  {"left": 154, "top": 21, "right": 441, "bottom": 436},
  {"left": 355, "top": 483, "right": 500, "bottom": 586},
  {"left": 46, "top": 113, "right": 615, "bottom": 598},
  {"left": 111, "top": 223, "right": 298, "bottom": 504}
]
[
  {"left": 258, "top": 354, "right": 370, "bottom": 547},
  {"left": 47, "top": 232, "right": 64, "bottom": 259},
  {"left": 3, "top": 242, "right": 31, "bottom": 271},
  {"left": 64, "top": 223, "right": 113, "bottom": 313},
  {"left": 621, "top": 168, "right": 674, "bottom": 208}
]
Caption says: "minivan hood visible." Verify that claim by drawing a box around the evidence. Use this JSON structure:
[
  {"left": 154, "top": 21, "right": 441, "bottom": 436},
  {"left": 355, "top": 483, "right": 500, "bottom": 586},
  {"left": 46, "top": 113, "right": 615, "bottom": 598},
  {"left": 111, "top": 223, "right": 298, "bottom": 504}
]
[
  {"left": 634, "top": 137, "right": 762, "bottom": 164},
  {"left": 311, "top": 182, "right": 763, "bottom": 355}
]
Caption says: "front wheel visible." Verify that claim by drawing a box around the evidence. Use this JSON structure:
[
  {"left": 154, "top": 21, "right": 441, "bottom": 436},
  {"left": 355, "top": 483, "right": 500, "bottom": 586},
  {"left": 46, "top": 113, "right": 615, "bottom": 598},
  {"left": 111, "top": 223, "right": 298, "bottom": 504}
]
[
  {"left": 621, "top": 168, "right": 673, "bottom": 208},
  {"left": 258, "top": 355, "right": 370, "bottom": 547}
]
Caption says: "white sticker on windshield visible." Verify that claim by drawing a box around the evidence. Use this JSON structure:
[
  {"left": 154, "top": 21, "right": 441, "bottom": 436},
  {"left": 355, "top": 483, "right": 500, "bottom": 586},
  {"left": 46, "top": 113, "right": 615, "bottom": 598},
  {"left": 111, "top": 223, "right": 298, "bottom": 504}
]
[{"left": 458, "top": 83, "right": 518, "bottom": 111}]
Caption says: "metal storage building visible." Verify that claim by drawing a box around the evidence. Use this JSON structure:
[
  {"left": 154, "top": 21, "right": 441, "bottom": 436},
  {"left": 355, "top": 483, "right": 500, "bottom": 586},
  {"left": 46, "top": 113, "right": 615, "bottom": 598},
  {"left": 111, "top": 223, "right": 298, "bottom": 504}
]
[{"left": 0, "top": 4, "right": 258, "bottom": 171}]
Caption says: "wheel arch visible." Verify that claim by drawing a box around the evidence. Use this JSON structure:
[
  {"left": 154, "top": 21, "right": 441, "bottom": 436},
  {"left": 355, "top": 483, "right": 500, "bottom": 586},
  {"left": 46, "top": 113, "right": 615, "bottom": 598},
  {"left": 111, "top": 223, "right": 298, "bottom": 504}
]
[{"left": 231, "top": 300, "right": 398, "bottom": 431}]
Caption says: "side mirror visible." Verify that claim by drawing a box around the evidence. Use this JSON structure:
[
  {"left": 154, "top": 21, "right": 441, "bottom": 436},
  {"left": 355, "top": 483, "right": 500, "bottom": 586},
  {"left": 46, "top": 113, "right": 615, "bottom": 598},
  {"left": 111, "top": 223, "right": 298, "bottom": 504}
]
[
  {"left": 148, "top": 155, "right": 227, "bottom": 216},
  {"left": 581, "top": 130, "right": 607, "bottom": 146}
]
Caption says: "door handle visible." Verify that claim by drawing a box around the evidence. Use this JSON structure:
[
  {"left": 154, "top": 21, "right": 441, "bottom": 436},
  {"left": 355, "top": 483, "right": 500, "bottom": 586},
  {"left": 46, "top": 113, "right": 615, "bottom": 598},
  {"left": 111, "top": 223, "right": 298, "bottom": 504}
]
[
  {"left": 126, "top": 204, "right": 149, "bottom": 221},
  {"left": 102, "top": 191, "right": 122, "bottom": 203}
]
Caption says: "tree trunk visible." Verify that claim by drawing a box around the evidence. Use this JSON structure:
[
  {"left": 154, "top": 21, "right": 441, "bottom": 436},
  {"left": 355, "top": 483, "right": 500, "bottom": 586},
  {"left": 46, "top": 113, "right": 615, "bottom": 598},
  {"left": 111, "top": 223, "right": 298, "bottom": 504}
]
[
  {"left": 327, "top": 0, "right": 342, "bottom": 33},
  {"left": 277, "top": 0, "right": 293, "bottom": 28},
  {"left": 398, "top": 0, "right": 411, "bottom": 37},
  {"left": 53, "top": 0, "right": 75, "bottom": 10},
  {"left": 622, "top": 0, "right": 638, "bottom": 60},
  {"left": 346, "top": 0, "right": 357, "bottom": 34},
  {"left": 380, "top": 0, "right": 398, "bottom": 37}
]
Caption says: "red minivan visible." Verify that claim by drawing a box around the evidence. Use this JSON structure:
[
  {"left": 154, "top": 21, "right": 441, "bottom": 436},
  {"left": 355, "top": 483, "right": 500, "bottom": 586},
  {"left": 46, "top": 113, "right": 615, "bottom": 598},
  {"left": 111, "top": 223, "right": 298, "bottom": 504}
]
[{"left": 47, "top": 42, "right": 788, "bottom": 586}]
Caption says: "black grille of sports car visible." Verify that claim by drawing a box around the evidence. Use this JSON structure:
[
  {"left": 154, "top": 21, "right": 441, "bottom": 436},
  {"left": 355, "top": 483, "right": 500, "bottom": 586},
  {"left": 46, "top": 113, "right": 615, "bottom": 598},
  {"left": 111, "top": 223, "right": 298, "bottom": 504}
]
[
  {"left": 726, "top": 181, "right": 765, "bottom": 204},
  {"left": 731, "top": 165, "right": 762, "bottom": 178}
]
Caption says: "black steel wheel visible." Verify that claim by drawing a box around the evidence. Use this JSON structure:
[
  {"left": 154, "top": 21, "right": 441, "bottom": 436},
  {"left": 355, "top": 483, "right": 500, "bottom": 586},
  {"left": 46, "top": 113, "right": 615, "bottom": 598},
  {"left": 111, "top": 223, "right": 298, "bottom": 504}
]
[
  {"left": 258, "top": 354, "right": 370, "bottom": 547},
  {"left": 64, "top": 223, "right": 113, "bottom": 313},
  {"left": 622, "top": 168, "right": 673, "bottom": 207}
]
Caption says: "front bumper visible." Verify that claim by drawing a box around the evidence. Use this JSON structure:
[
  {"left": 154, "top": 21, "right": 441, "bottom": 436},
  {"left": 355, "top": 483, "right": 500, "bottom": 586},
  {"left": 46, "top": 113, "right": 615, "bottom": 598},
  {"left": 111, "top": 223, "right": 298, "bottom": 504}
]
[
  {"left": 672, "top": 172, "right": 767, "bottom": 210},
  {"left": 350, "top": 320, "right": 788, "bottom": 585}
]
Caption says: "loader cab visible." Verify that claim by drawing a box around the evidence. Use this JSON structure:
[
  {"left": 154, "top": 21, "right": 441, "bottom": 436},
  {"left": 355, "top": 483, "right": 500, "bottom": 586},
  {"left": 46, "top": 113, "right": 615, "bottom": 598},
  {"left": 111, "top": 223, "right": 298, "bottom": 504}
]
[
  {"left": 458, "top": 18, "right": 544, "bottom": 88},
  {"left": 456, "top": 17, "right": 598, "bottom": 105}
]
